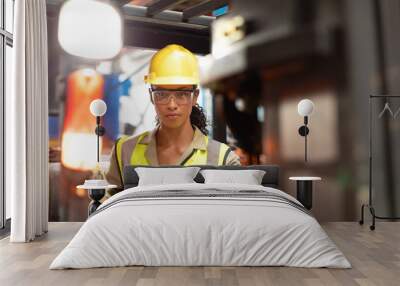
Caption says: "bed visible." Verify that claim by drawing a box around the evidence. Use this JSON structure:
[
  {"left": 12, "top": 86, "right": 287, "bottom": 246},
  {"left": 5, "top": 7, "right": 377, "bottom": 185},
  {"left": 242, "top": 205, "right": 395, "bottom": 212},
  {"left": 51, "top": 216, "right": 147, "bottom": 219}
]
[{"left": 50, "top": 165, "right": 351, "bottom": 269}]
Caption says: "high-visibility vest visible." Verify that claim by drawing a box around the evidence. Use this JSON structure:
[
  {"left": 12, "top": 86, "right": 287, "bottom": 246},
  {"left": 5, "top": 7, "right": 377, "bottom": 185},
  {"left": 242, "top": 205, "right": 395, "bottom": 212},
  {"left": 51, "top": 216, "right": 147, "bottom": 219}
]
[{"left": 115, "top": 131, "right": 231, "bottom": 179}]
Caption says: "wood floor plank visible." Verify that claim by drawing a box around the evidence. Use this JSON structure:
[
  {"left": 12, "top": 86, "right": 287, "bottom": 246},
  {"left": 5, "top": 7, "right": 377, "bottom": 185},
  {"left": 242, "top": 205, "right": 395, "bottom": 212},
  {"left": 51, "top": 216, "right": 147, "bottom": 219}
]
[{"left": 0, "top": 222, "right": 400, "bottom": 286}]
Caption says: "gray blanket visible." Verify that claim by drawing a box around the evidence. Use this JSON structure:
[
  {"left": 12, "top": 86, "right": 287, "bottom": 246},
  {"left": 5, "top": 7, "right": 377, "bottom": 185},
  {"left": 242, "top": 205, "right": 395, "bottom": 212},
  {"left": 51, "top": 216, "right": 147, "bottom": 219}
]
[{"left": 91, "top": 189, "right": 311, "bottom": 218}]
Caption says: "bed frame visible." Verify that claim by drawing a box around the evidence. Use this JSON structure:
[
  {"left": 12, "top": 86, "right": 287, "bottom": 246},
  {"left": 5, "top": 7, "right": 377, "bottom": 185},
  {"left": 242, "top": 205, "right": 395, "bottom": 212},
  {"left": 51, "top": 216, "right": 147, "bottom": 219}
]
[
  {"left": 87, "top": 165, "right": 280, "bottom": 216},
  {"left": 123, "top": 165, "right": 280, "bottom": 189}
]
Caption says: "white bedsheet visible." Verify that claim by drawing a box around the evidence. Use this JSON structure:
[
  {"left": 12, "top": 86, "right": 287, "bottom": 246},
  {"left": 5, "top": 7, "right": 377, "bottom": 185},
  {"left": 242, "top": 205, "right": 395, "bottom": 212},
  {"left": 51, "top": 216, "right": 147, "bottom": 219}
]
[{"left": 50, "top": 183, "right": 351, "bottom": 269}]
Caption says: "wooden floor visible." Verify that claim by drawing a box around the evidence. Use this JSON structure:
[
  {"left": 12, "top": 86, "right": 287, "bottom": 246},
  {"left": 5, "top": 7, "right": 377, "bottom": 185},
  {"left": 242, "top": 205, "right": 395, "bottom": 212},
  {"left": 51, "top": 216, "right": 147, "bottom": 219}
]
[{"left": 0, "top": 222, "right": 399, "bottom": 286}]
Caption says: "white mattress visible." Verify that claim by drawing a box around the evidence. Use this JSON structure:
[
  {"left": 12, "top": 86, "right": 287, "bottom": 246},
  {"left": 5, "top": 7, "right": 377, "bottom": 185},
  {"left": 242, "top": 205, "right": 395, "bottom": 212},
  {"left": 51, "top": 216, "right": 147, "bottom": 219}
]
[{"left": 50, "top": 183, "right": 351, "bottom": 269}]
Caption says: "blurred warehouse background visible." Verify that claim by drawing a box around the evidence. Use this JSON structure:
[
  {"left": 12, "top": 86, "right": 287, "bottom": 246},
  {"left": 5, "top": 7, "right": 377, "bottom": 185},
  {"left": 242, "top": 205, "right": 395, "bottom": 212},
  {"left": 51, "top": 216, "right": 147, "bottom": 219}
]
[{"left": 44, "top": 0, "right": 400, "bottom": 222}]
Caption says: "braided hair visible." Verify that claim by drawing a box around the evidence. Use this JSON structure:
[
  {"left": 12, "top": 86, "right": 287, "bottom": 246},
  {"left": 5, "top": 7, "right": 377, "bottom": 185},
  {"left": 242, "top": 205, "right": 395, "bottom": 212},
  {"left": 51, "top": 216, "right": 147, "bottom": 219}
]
[{"left": 190, "top": 104, "right": 209, "bottom": 135}]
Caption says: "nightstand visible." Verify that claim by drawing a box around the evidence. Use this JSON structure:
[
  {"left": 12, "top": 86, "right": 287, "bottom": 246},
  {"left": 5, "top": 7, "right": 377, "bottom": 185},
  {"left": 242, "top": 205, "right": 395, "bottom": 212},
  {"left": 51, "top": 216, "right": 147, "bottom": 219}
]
[
  {"left": 77, "top": 183, "right": 117, "bottom": 216},
  {"left": 289, "top": 177, "right": 321, "bottom": 210}
]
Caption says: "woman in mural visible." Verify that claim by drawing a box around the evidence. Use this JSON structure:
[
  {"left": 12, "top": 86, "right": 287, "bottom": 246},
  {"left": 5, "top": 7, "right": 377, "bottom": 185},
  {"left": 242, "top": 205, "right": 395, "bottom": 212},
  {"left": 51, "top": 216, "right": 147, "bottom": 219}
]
[{"left": 105, "top": 44, "right": 240, "bottom": 197}]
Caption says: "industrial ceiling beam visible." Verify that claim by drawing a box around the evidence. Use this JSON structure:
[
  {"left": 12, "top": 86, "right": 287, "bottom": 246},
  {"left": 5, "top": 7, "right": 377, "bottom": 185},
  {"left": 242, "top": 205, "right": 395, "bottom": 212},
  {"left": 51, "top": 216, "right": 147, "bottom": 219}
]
[
  {"left": 146, "top": 0, "right": 185, "bottom": 17},
  {"left": 123, "top": 4, "right": 213, "bottom": 27},
  {"left": 182, "top": 0, "right": 228, "bottom": 20},
  {"left": 45, "top": 0, "right": 212, "bottom": 54},
  {"left": 124, "top": 20, "right": 210, "bottom": 54}
]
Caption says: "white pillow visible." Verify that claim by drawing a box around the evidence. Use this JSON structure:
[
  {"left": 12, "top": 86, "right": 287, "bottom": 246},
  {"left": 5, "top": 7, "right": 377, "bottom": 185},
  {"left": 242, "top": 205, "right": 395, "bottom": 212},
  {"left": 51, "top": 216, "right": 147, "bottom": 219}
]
[
  {"left": 135, "top": 167, "right": 200, "bottom": 186},
  {"left": 200, "top": 169, "right": 266, "bottom": 185}
]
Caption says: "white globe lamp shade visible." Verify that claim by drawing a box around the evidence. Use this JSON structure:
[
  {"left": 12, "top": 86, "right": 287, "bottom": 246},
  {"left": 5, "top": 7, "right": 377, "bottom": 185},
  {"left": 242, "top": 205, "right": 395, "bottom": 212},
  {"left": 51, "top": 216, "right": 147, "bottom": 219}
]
[
  {"left": 58, "top": 0, "right": 123, "bottom": 60},
  {"left": 297, "top": 99, "right": 314, "bottom": 116},
  {"left": 90, "top": 99, "right": 107, "bottom": 117}
]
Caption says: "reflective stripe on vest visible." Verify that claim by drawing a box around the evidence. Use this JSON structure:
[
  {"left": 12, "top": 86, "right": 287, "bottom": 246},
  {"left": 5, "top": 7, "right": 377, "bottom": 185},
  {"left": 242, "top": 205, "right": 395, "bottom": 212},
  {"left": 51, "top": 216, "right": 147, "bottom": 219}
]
[
  {"left": 218, "top": 143, "right": 230, "bottom": 165},
  {"left": 116, "top": 135, "right": 130, "bottom": 176},
  {"left": 130, "top": 132, "right": 150, "bottom": 165},
  {"left": 116, "top": 132, "right": 232, "bottom": 175},
  {"left": 183, "top": 136, "right": 209, "bottom": 165}
]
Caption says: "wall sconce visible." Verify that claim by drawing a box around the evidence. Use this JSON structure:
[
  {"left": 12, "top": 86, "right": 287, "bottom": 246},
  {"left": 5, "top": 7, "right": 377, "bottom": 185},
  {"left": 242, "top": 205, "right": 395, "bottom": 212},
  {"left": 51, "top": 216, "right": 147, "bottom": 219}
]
[
  {"left": 58, "top": 0, "right": 123, "bottom": 60},
  {"left": 90, "top": 99, "right": 107, "bottom": 163},
  {"left": 297, "top": 99, "right": 314, "bottom": 162}
]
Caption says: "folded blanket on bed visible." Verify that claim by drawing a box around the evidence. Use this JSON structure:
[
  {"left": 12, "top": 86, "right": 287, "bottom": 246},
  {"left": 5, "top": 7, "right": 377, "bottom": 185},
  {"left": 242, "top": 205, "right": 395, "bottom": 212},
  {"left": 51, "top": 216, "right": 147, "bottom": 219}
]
[
  {"left": 50, "top": 183, "right": 351, "bottom": 269},
  {"left": 92, "top": 189, "right": 312, "bottom": 218}
]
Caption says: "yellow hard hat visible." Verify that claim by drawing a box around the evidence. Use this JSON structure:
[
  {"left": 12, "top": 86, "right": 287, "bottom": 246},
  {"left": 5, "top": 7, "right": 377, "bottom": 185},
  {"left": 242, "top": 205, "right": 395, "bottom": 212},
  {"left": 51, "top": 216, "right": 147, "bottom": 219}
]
[{"left": 144, "top": 44, "right": 199, "bottom": 85}]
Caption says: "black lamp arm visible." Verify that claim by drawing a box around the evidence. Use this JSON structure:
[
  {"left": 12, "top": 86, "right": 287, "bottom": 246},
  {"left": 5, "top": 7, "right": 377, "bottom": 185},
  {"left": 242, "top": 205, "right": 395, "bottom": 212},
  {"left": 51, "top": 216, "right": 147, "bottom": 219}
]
[
  {"left": 95, "top": 116, "right": 106, "bottom": 136},
  {"left": 95, "top": 116, "right": 106, "bottom": 163},
  {"left": 298, "top": 116, "right": 310, "bottom": 162}
]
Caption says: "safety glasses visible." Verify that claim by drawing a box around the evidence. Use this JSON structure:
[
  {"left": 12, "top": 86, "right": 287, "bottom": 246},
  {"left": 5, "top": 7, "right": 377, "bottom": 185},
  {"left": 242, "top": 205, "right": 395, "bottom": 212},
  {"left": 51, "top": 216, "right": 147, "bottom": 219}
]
[{"left": 149, "top": 88, "right": 196, "bottom": 105}]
